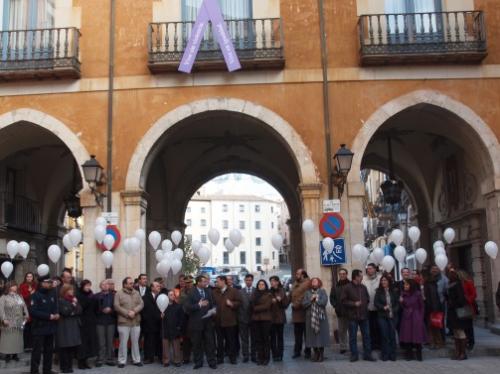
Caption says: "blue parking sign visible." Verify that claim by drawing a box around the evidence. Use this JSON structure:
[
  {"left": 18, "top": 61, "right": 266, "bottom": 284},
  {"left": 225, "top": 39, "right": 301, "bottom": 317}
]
[{"left": 320, "top": 238, "right": 346, "bottom": 266}]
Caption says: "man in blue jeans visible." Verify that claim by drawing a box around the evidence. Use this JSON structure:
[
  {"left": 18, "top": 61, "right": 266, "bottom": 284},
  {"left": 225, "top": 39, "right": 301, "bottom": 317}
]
[{"left": 341, "top": 269, "right": 376, "bottom": 362}]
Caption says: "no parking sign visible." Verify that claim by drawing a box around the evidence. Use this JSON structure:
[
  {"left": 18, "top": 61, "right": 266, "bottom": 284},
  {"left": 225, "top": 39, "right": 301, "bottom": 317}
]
[
  {"left": 96, "top": 225, "right": 121, "bottom": 251},
  {"left": 319, "top": 213, "right": 345, "bottom": 239}
]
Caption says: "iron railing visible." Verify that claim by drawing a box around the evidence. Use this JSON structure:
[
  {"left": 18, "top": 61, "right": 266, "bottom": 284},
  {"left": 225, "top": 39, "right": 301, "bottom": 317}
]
[
  {"left": 0, "top": 192, "right": 41, "bottom": 234},
  {"left": 148, "top": 18, "right": 285, "bottom": 72},
  {"left": 0, "top": 27, "right": 81, "bottom": 78},
  {"left": 358, "top": 11, "right": 487, "bottom": 64}
]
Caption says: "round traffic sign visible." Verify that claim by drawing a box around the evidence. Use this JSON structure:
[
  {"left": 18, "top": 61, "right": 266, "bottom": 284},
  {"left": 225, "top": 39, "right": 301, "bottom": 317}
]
[
  {"left": 96, "top": 225, "right": 121, "bottom": 251},
  {"left": 319, "top": 213, "right": 345, "bottom": 239}
]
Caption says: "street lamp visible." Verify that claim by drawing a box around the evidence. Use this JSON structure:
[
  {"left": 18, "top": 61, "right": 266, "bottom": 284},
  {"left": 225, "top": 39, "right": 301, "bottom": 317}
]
[
  {"left": 332, "top": 144, "right": 354, "bottom": 199},
  {"left": 81, "top": 155, "right": 106, "bottom": 207},
  {"left": 380, "top": 137, "right": 403, "bottom": 205}
]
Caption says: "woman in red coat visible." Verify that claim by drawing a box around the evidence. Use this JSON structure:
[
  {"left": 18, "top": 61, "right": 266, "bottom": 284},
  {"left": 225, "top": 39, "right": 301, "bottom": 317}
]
[
  {"left": 19, "top": 272, "right": 37, "bottom": 351},
  {"left": 458, "top": 270, "right": 477, "bottom": 350}
]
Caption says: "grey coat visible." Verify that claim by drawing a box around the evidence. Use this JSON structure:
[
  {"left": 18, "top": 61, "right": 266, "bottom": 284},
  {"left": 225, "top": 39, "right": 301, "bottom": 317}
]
[
  {"left": 303, "top": 288, "right": 330, "bottom": 348},
  {"left": 57, "top": 298, "right": 82, "bottom": 348},
  {"left": 238, "top": 287, "right": 255, "bottom": 324}
]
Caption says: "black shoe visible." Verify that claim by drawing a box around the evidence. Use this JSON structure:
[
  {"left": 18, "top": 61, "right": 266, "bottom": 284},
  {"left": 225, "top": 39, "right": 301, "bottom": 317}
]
[
  {"left": 95, "top": 363, "right": 103, "bottom": 368},
  {"left": 174, "top": 363, "right": 182, "bottom": 367},
  {"left": 117, "top": 364, "right": 125, "bottom": 368},
  {"left": 292, "top": 353, "right": 301, "bottom": 359},
  {"left": 216, "top": 359, "right": 224, "bottom": 365},
  {"left": 243, "top": 357, "right": 249, "bottom": 363},
  {"left": 209, "top": 364, "right": 217, "bottom": 369},
  {"left": 5, "top": 355, "right": 11, "bottom": 363},
  {"left": 143, "top": 359, "right": 154, "bottom": 365},
  {"left": 230, "top": 358, "right": 237, "bottom": 365},
  {"left": 340, "top": 349, "right": 347, "bottom": 354},
  {"left": 106, "top": 362, "right": 116, "bottom": 366},
  {"left": 183, "top": 360, "right": 191, "bottom": 365},
  {"left": 12, "top": 354, "right": 19, "bottom": 362},
  {"left": 251, "top": 357, "right": 257, "bottom": 363},
  {"left": 364, "top": 356, "right": 377, "bottom": 362},
  {"left": 133, "top": 362, "right": 143, "bottom": 367},
  {"left": 350, "top": 356, "right": 359, "bottom": 362},
  {"left": 193, "top": 364, "right": 203, "bottom": 369}
]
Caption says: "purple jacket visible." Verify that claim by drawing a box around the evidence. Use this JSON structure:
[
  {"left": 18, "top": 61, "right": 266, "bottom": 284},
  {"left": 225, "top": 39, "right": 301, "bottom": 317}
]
[{"left": 399, "top": 290, "right": 426, "bottom": 344}]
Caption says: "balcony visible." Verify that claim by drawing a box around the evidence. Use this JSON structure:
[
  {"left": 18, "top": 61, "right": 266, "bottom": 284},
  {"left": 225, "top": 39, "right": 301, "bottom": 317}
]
[
  {"left": 358, "top": 11, "right": 487, "bottom": 65},
  {"left": 0, "top": 27, "right": 81, "bottom": 80},
  {"left": 0, "top": 193, "right": 41, "bottom": 234},
  {"left": 148, "top": 18, "right": 284, "bottom": 73}
]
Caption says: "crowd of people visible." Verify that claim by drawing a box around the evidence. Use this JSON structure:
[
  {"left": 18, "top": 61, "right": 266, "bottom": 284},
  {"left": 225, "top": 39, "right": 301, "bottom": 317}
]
[{"left": 0, "top": 264, "right": 499, "bottom": 373}]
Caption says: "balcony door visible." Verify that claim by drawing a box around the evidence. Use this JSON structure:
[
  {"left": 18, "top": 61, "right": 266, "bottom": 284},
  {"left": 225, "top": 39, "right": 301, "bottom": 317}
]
[
  {"left": 181, "top": 0, "right": 253, "bottom": 50},
  {"left": 385, "top": 0, "right": 443, "bottom": 43},
  {"left": 1, "top": 0, "right": 54, "bottom": 60}
]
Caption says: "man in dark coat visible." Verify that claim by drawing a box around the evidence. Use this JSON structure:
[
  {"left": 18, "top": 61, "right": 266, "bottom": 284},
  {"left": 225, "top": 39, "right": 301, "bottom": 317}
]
[
  {"left": 330, "top": 267, "right": 350, "bottom": 354},
  {"left": 30, "top": 275, "right": 59, "bottom": 374},
  {"left": 95, "top": 279, "right": 117, "bottom": 367},
  {"left": 141, "top": 281, "right": 162, "bottom": 364},
  {"left": 496, "top": 281, "right": 500, "bottom": 312},
  {"left": 183, "top": 275, "right": 217, "bottom": 370},
  {"left": 238, "top": 274, "right": 255, "bottom": 363},
  {"left": 213, "top": 275, "right": 242, "bottom": 364},
  {"left": 341, "top": 269, "right": 375, "bottom": 362}
]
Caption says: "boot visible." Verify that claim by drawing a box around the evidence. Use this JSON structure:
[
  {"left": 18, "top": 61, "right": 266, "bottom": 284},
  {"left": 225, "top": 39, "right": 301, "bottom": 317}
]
[
  {"left": 415, "top": 345, "right": 423, "bottom": 362},
  {"left": 311, "top": 348, "right": 319, "bottom": 362},
  {"left": 317, "top": 348, "right": 324, "bottom": 362},
  {"left": 405, "top": 345, "right": 413, "bottom": 361},
  {"left": 451, "top": 339, "right": 460, "bottom": 360},
  {"left": 77, "top": 359, "right": 87, "bottom": 370},
  {"left": 460, "top": 339, "right": 468, "bottom": 360}
]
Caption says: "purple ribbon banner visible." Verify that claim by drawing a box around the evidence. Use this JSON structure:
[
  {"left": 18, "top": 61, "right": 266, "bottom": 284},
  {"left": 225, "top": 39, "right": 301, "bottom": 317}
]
[{"left": 179, "top": 0, "right": 242, "bottom": 73}]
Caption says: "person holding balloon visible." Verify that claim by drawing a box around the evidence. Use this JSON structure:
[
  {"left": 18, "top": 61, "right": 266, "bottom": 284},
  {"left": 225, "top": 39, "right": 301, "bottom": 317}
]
[
  {"left": 161, "top": 290, "right": 185, "bottom": 367},
  {"left": 141, "top": 281, "right": 163, "bottom": 364}
]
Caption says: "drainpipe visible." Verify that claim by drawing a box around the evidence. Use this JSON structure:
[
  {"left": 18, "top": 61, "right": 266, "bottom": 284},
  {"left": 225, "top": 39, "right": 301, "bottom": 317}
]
[
  {"left": 318, "top": 0, "right": 333, "bottom": 199},
  {"left": 106, "top": 0, "right": 116, "bottom": 213}
]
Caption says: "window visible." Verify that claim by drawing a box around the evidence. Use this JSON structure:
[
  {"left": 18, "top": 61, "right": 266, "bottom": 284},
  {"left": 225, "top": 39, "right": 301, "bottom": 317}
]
[
  {"left": 186, "top": 234, "right": 192, "bottom": 242},
  {"left": 201, "top": 235, "right": 207, "bottom": 244},
  {"left": 271, "top": 206, "right": 274, "bottom": 213},
  {"left": 256, "top": 251, "right": 262, "bottom": 264},
  {"left": 239, "top": 221, "right": 245, "bottom": 230},
  {"left": 201, "top": 207, "right": 206, "bottom": 213},
  {"left": 223, "top": 220, "right": 229, "bottom": 229},
  {"left": 272, "top": 251, "right": 275, "bottom": 260},
  {"left": 255, "top": 221, "right": 261, "bottom": 230},
  {"left": 2, "top": 0, "right": 54, "bottom": 30},
  {"left": 186, "top": 207, "right": 191, "bottom": 213},
  {"left": 201, "top": 219, "right": 207, "bottom": 227},
  {"left": 255, "top": 237, "right": 261, "bottom": 246},
  {"left": 222, "top": 204, "right": 228, "bottom": 212},
  {"left": 223, "top": 251, "right": 229, "bottom": 265},
  {"left": 223, "top": 237, "right": 228, "bottom": 245},
  {"left": 239, "top": 251, "right": 246, "bottom": 265},
  {"left": 385, "top": 0, "right": 441, "bottom": 35},
  {"left": 254, "top": 205, "right": 260, "bottom": 213},
  {"left": 239, "top": 204, "right": 244, "bottom": 212},
  {"left": 271, "top": 222, "right": 274, "bottom": 229},
  {"left": 182, "top": 0, "right": 252, "bottom": 21},
  {"left": 186, "top": 219, "right": 192, "bottom": 226}
]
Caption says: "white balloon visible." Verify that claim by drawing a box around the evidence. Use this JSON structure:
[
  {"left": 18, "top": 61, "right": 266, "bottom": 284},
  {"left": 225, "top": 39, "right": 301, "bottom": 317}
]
[
  {"left": 434, "top": 247, "right": 446, "bottom": 257},
  {"left": 208, "top": 228, "right": 220, "bottom": 246},
  {"left": 224, "top": 239, "right": 236, "bottom": 253},
  {"left": 122, "top": 238, "right": 131, "bottom": 255},
  {"left": 372, "top": 248, "right": 385, "bottom": 264},
  {"left": 271, "top": 234, "right": 283, "bottom": 250},
  {"left": 394, "top": 245, "right": 406, "bottom": 263},
  {"left": 229, "top": 229, "right": 242, "bottom": 247},
  {"left": 63, "top": 234, "right": 73, "bottom": 251},
  {"left": 192, "top": 240, "right": 202, "bottom": 254},
  {"left": 352, "top": 244, "right": 364, "bottom": 262},
  {"left": 163, "top": 249, "right": 174, "bottom": 262},
  {"left": 302, "top": 219, "right": 314, "bottom": 233},
  {"left": 135, "top": 229, "right": 146, "bottom": 242},
  {"left": 156, "top": 294, "right": 169, "bottom": 313},
  {"left": 128, "top": 237, "right": 141, "bottom": 256},
  {"left": 443, "top": 228, "right": 456, "bottom": 244},
  {"left": 173, "top": 248, "right": 184, "bottom": 261},
  {"left": 101, "top": 251, "right": 114, "bottom": 268},
  {"left": 322, "top": 237, "right": 335, "bottom": 252},
  {"left": 408, "top": 226, "right": 421, "bottom": 244},
  {"left": 103, "top": 234, "right": 115, "bottom": 251},
  {"left": 415, "top": 248, "right": 427, "bottom": 264},
  {"left": 6, "top": 240, "right": 19, "bottom": 259},
  {"left": 155, "top": 250, "right": 164, "bottom": 262},
  {"left": 95, "top": 217, "right": 107, "bottom": 227},
  {"left": 485, "top": 241, "right": 498, "bottom": 260},
  {"left": 149, "top": 231, "right": 162, "bottom": 250},
  {"left": 360, "top": 247, "right": 370, "bottom": 264},
  {"left": 47, "top": 244, "right": 61, "bottom": 264},
  {"left": 1, "top": 262, "right": 13, "bottom": 278},
  {"left": 433, "top": 241, "right": 445, "bottom": 252},
  {"left": 18, "top": 241, "right": 30, "bottom": 259},
  {"left": 157, "top": 259, "right": 171, "bottom": 277},
  {"left": 69, "top": 228, "right": 82, "bottom": 247},
  {"left": 198, "top": 246, "right": 211, "bottom": 264},
  {"left": 435, "top": 254, "right": 448, "bottom": 271},
  {"left": 171, "top": 230, "right": 182, "bottom": 246},
  {"left": 390, "top": 229, "right": 404, "bottom": 246},
  {"left": 381, "top": 256, "right": 396, "bottom": 272},
  {"left": 368, "top": 251, "right": 379, "bottom": 265},
  {"left": 171, "top": 259, "right": 182, "bottom": 275},
  {"left": 37, "top": 264, "right": 50, "bottom": 277},
  {"left": 161, "top": 239, "right": 173, "bottom": 252},
  {"left": 94, "top": 225, "right": 107, "bottom": 244}
]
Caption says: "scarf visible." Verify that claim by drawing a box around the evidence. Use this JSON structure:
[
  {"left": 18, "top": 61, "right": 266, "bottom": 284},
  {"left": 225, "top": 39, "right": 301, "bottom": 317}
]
[{"left": 310, "top": 289, "right": 325, "bottom": 334}]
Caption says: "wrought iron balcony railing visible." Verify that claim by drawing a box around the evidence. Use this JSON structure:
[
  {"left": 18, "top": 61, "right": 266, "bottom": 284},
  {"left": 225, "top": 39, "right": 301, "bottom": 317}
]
[
  {"left": 148, "top": 18, "right": 285, "bottom": 73},
  {"left": 358, "top": 11, "right": 487, "bottom": 65},
  {"left": 0, "top": 192, "right": 42, "bottom": 234},
  {"left": 0, "top": 27, "right": 81, "bottom": 80}
]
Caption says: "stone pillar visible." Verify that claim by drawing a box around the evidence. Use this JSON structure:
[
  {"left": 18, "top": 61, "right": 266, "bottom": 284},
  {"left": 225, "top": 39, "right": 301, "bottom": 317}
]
[
  {"left": 484, "top": 189, "right": 500, "bottom": 326},
  {"left": 118, "top": 190, "right": 148, "bottom": 284},
  {"left": 344, "top": 181, "right": 366, "bottom": 272},
  {"left": 81, "top": 190, "right": 102, "bottom": 287}
]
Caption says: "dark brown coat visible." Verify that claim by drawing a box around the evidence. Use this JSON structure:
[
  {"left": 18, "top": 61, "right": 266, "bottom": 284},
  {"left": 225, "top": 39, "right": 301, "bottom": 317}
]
[
  {"left": 340, "top": 282, "right": 370, "bottom": 321},
  {"left": 213, "top": 286, "right": 242, "bottom": 327},
  {"left": 290, "top": 278, "right": 310, "bottom": 323},
  {"left": 251, "top": 291, "right": 273, "bottom": 322},
  {"left": 270, "top": 287, "right": 289, "bottom": 324}
]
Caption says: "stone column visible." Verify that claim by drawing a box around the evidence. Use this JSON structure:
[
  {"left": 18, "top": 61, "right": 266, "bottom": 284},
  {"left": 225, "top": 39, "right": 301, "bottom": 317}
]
[
  {"left": 118, "top": 190, "right": 148, "bottom": 284},
  {"left": 344, "top": 181, "right": 366, "bottom": 272},
  {"left": 484, "top": 189, "right": 500, "bottom": 326},
  {"left": 81, "top": 190, "right": 101, "bottom": 287}
]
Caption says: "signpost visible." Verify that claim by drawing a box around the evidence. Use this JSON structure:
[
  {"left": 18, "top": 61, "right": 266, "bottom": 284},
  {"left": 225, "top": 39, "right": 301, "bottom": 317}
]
[
  {"left": 323, "top": 199, "right": 341, "bottom": 213},
  {"left": 320, "top": 238, "right": 346, "bottom": 266},
  {"left": 319, "top": 212, "right": 345, "bottom": 239}
]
